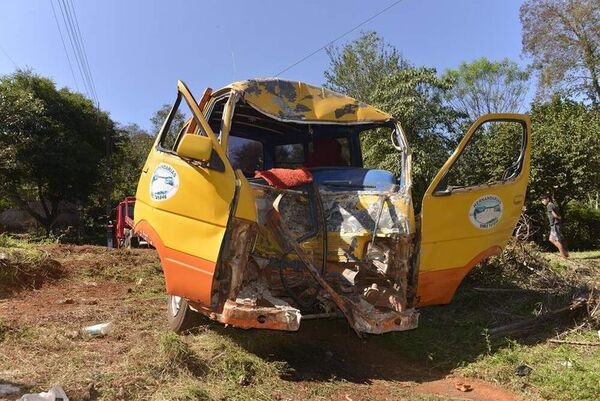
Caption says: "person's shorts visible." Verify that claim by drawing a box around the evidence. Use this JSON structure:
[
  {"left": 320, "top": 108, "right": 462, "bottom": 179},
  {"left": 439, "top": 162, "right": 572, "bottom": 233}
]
[{"left": 550, "top": 224, "right": 564, "bottom": 242}]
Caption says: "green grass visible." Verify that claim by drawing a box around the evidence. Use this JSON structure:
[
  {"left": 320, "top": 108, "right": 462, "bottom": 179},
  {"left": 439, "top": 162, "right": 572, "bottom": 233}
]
[
  {"left": 1, "top": 240, "right": 598, "bottom": 401},
  {"left": 459, "top": 332, "right": 600, "bottom": 401},
  {"left": 570, "top": 250, "right": 600, "bottom": 260},
  {"left": 0, "top": 240, "right": 65, "bottom": 294}
]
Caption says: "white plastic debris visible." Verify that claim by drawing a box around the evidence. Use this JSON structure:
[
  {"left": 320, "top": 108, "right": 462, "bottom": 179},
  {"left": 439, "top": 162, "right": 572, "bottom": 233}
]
[
  {"left": 560, "top": 361, "right": 573, "bottom": 368},
  {"left": 0, "top": 383, "right": 20, "bottom": 396},
  {"left": 81, "top": 322, "right": 112, "bottom": 337},
  {"left": 20, "top": 386, "right": 69, "bottom": 401}
]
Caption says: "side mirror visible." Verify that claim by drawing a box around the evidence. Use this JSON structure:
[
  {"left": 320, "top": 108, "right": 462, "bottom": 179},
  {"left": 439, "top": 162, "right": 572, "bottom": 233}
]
[{"left": 176, "top": 134, "right": 212, "bottom": 162}]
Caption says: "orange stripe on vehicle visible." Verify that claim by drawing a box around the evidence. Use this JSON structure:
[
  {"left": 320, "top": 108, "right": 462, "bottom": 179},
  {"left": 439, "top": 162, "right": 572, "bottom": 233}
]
[
  {"left": 416, "top": 246, "right": 501, "bottom": 307},
  {"left": 134, "top": 220, "right": 216, "bottom": 306}
]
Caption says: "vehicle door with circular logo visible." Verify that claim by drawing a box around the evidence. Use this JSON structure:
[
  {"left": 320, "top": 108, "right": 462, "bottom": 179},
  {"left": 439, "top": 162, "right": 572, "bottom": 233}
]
[
  {"left": 134, "top": 85, "right": 237, "bottom": 306},
  {"left": 417, "top": 114, "right": 531, "bottom": 306}
]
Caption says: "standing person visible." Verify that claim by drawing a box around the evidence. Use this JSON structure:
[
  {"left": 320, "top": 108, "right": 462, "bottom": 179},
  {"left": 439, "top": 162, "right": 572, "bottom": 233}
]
[{"left": 540, "top": 194, "right": 569, "bottom": 257}]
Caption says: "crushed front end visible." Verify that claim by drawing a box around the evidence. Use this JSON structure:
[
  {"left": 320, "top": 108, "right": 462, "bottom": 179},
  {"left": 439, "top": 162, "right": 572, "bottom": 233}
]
[
  {"left": 202, "top": 175, "right": 419, "bottom": 336},
  {"left": 191, "top": 79, "right": 420, "bottom": 335}
]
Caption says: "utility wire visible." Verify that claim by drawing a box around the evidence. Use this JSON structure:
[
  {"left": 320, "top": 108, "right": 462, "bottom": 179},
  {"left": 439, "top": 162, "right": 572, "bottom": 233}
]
[
  {"left": 0, "top": 43, "right": 19, "bottom": 69},
  {"left": 61, "top": 0, "right": 91, "bottom": 96},
  {"left": 274, "top": 0, "right": 405, "bottom": 77},
  {"left": 65, "top": 0, "right": 98, "bottom": 103},
  {"left": 50, "top": 0, "right": 80, "bottom": 92},
  {"left": 55, "top": 0, "right": 98, "bottom": 105},
  {"left": 55, "top": 0, "right": 91, "bottom": 98},
  {"left": 60, "top": 0, "right": 96, "bottom": 102}
]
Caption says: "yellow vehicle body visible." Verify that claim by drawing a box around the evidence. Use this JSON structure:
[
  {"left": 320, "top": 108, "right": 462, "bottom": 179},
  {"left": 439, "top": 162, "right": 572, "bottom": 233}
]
[{"left": 134, "top": 79, "right": 531, "bottom": 335}]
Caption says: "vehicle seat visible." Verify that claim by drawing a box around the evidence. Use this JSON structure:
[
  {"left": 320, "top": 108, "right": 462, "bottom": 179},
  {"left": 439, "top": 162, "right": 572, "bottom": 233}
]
[{"left": 309, "top": 167, "right": 397, "bottom": 191}]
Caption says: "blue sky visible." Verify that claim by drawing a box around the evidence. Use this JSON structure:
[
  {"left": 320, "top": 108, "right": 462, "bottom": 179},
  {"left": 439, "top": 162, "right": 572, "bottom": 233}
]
[{"left": 0, "top": 0, "right": 527, "bottom": 131}]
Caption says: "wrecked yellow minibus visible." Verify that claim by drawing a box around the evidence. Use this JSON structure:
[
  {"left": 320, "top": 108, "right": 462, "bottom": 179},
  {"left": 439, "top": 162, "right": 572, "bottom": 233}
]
[{"left": 134, "top": 79, "right": 530, "bottom": 336}]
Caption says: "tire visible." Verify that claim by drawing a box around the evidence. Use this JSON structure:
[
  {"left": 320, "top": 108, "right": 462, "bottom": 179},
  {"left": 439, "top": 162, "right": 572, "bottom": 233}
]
[{"left": 167, "top": 294, "right": 206, "bottom": 333}]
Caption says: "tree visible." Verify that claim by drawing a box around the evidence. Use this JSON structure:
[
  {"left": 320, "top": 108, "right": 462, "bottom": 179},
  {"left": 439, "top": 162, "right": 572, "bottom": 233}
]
[
  {"left": 150, "top": 104, "right": 187, "bottom": 135},
  {"left": 521, "top": 0, "right": 600, "bottom": 104},
  {"left": 443, "top": 57, "right": 531, "bottom": 120},
  {"left": 324, "top": 31, "right": 405, "bottom": 103},
  {"left": 0, "top": 70, "right": 118, "bottom": 234},
  {"left": 528, "top": 98, "right": 600, "bottom": 210},
  {"left": 324, "top": 32, "right": 462, "bottom": 207},
  {"left": 112, "top": 123, "right": 154, "bottom": 200},
  {"left": 367, "top": 68, "right": 460, "bottom": 204}
]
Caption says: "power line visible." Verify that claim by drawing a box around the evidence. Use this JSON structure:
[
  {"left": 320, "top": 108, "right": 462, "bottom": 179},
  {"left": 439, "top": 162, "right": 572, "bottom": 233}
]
[
  {"left": 274, "top": 0, "right": 405, "bottom": 77},
  {"left": 53, "top": 0, "right": 99, "bottom": 106},
  {"left": 55, "top": 0, "right": 91, "bottom": 98},
  {"left": 50, "top": 0, "right": 80, "bottom": 92},
  {"left": 0, "top": 43, "right": 19, "bottom": 69},
  {"left": 60, "top": 0, "right": 95, "bottom": 101},
  {"left": 65, "top": 0, "right": 98, "bottom": 103}
]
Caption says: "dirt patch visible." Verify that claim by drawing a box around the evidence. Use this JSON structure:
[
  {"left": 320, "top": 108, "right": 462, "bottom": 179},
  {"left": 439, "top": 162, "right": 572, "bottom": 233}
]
[
  {"left": 0, "top": 243, "right": 552, "bottom": 401},
  {"left": 0, "top": 280, "right": 129, "bottom": 325},
  {"left": 414, "top": 378, "right": 523, "bottom": 401},
  {"left": 0, "top": 250, "right": 65, "bottom": 298}
]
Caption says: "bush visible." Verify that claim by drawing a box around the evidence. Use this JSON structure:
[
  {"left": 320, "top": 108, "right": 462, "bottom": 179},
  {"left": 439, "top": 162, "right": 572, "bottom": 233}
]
[{"left": 563, "top": 202, "right": 600, "bottom": 250}]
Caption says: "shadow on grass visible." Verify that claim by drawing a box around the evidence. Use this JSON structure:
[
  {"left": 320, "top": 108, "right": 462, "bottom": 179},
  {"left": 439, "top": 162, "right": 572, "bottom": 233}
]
[
  {"left": 209, "top": 261, "right": 585, "bottom": 386},
  {"left": 211, "top": 317, "right": 444, "bottom": 385}
]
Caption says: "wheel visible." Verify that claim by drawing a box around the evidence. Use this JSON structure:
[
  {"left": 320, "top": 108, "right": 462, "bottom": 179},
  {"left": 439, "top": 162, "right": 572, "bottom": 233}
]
[{"left": 167, "top": 294, "right": 206, "bottom": 333}]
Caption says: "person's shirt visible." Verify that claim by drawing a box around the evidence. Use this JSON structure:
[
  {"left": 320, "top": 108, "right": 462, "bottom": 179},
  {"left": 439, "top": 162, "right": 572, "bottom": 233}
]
[{"left": 546, "top": 202, "right": 561, "bottom": 226}]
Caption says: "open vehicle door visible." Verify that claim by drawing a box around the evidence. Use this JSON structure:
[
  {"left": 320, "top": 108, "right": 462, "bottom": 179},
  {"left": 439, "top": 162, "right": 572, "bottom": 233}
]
[
  {"left": 135, "top": 81, "right": 244, "bottom": 307},
  {"left": 417, "top": 114, "right": 531, "bottom": 306}
]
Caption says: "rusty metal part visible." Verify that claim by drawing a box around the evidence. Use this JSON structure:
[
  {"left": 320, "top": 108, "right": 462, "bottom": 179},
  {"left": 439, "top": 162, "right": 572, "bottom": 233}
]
[
  {"left": 300, "top": 312, "right": 343, "bottom": 320},
  {"left": 215, "top": 299, "right": 301, "bottom": 331},
  {"left": 266, "top": 194, "right": 419, "bottom": 336},
  {"left": 209, "top": 282, "right": 301, "bottom": 331},
  {"left": 267, "top": 194, "right": 364, "bottom": 337},
  {"left": 370, "top": 193, "right": 389, "bottom": 246},
  {"left": 211, "top": 218, "right": 258, "bottom": 307}
]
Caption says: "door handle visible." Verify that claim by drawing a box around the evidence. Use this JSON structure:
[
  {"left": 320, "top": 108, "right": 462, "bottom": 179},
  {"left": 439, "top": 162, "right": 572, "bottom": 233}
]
[{"left": 513, "top": 195, "right": 524, "bottom": 205}]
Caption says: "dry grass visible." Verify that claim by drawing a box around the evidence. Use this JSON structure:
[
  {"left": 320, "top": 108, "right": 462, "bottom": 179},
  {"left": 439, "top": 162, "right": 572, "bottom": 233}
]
[
  {"left": 1, "top": 238, "right": 598, "bottom": 401},
  {"left": 0, "top": 240, "right": 65, "bottom": 297}
]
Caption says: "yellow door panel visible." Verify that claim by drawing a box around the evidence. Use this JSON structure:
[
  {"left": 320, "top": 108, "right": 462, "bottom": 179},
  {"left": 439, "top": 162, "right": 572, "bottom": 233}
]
[
  {"left": 417, "top": 114, "right": 531, "bottom": 306},
  {"left": 134, "top": 81, "right": 251, "bottom": 306}
]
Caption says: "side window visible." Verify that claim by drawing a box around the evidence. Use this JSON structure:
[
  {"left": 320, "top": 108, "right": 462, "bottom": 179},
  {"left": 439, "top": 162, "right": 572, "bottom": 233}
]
[
  {"left": 158, "top": 100, "right": 191, "bottom": 151},
  {"left": 438, "top": 120, "right": 526, "bottom": 191},
  {"left": 228, "top": 136, "right": 264, "bottom": 176},
  {"left": 205, "top": 96, "right": 228, "bottom": 138},
  {"left": 275, "top": 143, "right": 305, "bottom": 168}
]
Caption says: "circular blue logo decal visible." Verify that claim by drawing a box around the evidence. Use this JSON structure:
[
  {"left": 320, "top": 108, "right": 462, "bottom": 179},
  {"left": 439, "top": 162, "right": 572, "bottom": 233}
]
[
  {"left": 150, "top": 163, "right": 179, "bottom": 201},
  {"left": 469, "top": 195, "right": 503, "bottom": 229}
]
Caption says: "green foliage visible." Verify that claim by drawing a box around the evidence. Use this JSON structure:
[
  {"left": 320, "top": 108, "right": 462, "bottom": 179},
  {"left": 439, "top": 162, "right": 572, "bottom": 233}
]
[
  {"left": 324, "top": 32, "right": 462, "bottom": 207},
  {"left": 521, "top": 0, "right": 600, "bottom": 104},
  {"left": 563, "top": 202, "right": 600, "bottom": 250},
  {"left": 324, "top": 31, "right": 404, "bottom": 103},
  {"left": 443, "top": 121, "right": 524, "bottom": 189},
  {"left": 112, "top": 123, "right": 154, "bottom": 200},
  {"left": 443, "top": 57, "right": 530, "bottom": 120},
  {"left": 0, "top": 70, "right": 121, "bottom": 234},
  {"left": 369, "top": 68, "right": 460, "bottom": 204},
  {"left": 528, "top": 99, "right": 600, "bottom": 209},
  {"left": 150, "top": 103, "right": 186, "bottom": 137}
]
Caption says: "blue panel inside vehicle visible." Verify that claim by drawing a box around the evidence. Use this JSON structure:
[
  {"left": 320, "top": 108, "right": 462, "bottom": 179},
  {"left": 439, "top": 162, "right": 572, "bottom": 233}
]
[{"left": 309, "top": 167, "right": 397, "bottom": 191}]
